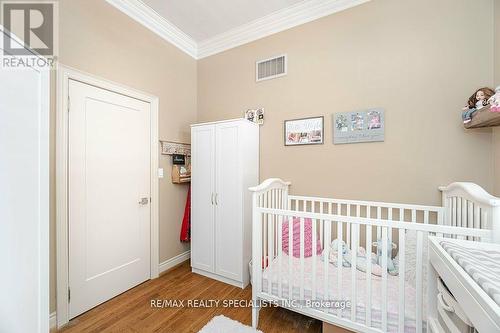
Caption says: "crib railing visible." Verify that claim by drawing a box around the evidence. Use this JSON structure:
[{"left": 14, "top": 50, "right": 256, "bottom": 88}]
[
  {"left": 249, "top": 179, "right": 496, "bottom": 333},
  {"left": 287, "top": 195, "right": 443, "bottom": 250}
]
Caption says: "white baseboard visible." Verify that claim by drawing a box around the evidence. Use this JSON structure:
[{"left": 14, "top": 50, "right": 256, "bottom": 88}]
[
  {"left": 159, "top": 250, "right": 191, "bottom": 274},
  {"left": 49, "top": 311, "right": 56, "bottom": 329}
]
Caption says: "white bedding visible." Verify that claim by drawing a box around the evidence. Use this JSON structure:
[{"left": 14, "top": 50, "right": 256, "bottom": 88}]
[{"left": 261, "top": 254, "right": 423, "bottom": 332}]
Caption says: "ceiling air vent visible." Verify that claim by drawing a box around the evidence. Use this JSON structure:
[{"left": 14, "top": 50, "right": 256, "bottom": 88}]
[{"left": 256, "top": 54, "right": 287, "bottom": 82}]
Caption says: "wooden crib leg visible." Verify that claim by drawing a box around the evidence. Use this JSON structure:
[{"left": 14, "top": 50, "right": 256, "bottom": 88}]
[{"left": 252, "top": 300, "right": 261, "bottom": 328}]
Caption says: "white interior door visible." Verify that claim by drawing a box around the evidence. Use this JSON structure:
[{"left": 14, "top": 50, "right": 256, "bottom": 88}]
[
  {"left": 68, "top": 79, "right": 151, "bottom": 319},
  {"left": 191, "top": 125, "right": 216, "bottom": 273},
  {"left": 215, "top": 123, "right": 242, "bottom": 281},
  {"left": 0, "top": 34, "right": 49, "bottom": 332}
]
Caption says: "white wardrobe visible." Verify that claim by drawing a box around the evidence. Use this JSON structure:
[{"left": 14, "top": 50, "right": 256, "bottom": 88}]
[{"left": 191, "top": 119, "right": 259, "bottom": 288}]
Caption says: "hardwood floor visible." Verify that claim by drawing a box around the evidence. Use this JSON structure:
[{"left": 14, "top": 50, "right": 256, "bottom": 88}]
[{"left": 58, "top": 261, "right": 322, "bottom": 333}]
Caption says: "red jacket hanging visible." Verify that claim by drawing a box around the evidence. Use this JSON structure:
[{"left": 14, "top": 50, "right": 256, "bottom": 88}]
[{"left": 180, "top": 187, "right": 191, "bottom": 242}]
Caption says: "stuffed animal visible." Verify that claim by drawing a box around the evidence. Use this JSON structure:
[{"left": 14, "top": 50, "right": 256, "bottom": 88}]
[
  {"left": 345, "top": 246, "right": 384, "bottom": 276},
  {"left": 321, "top": 239, "right": 385, "bottom": 276},
  {"left": 488, "top": 86, "right": 500, "bottom": 113},
  {"left": 373, "top": 238, "right": 398, "bottom": 276},
  {"left": 321, "top": 239, "right": 351, "bottom": 267}
]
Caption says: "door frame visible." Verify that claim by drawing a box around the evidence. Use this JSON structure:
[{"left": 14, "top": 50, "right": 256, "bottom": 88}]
[{"left": 56, "top": 65, "right": 160, "bottom": 327}]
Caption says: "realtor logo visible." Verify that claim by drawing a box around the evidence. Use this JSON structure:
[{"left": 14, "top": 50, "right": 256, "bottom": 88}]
[{"left": 1, "top": 1, "right": 57, "bottom": 60}]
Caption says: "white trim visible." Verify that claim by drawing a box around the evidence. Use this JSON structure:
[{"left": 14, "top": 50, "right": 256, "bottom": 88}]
[
  {"left": 105, "top": 0, "right": 197, "bottom": 58},
  {"left": 49, "top": 312, "right": 57, "bottom": 329},
  {"left": 159, "top": 251, "right": 191, "bottom": 274},
  {"left": 56, "top": 64, "right": 160, "bottom": 328},
  {"left": 105, "top": 0, "right": 370, "bottom": 59},
  {"left": 191, "top": 118, "right": 258, "bottom": 128},
  {"left": 197, "top": 0, "right": 371, "bottom": 59}
]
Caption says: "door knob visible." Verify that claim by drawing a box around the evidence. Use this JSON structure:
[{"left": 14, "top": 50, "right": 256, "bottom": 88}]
[{"left": 139, "top": 197, "right": 149, "bottom": 205}]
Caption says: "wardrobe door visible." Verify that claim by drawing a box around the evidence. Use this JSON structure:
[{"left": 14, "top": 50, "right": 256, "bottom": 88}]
[
  {"left": 191, "top": 125, "right": 216, "bottom": 273},
  {"left": 215, "top": 123, "right": 242, "bottom": 281}
]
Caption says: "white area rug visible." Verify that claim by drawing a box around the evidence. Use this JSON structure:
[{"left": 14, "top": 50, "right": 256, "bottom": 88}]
[{"left": 198, "top": 315, "right": 263, "bottom": 333}]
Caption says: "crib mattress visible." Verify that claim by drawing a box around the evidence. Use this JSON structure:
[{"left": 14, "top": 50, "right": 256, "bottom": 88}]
[
  {"left": 261, "top": 254, "right": 422, "bottom": 333},
  {"left": 440, "top": 240, "right": 500, "bottom": 306}
]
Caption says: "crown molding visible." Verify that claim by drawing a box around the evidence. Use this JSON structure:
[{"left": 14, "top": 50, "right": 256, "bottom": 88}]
[
  {"left": 105, "top": 0, "right": 198, "bottom": 58},
  {"left": 106, "top": 0, "right": 371, "bottom": 60},
  {"left": 197, "top": 0, "right": 371, "bottom": 59}
]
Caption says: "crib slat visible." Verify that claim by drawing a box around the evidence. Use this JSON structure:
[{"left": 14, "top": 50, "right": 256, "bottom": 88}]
[
  {"left": 416, "top": 231, "right": 423, "bottom": 333},
  {"left": 365, "top": 223, "right": 372, "bottom": 327},
  {"left": 351, "top": 224, "right": 358, "bottom": 321},
  {"left": 381, "top": 228, "right": 388, "bottom": 332},
  {"left": 320, "top": 202, "right": 324, "bottom": 247},
  {"left": 312, "top": 216, "right": 317, "bottom": 301},
  {"left": 482, "top": 210, "right": 489, "bottom": 241},
  {"left": 270, "top": 191, "right": 275, "bottom": 260},
  {"left": 437, "top": 210, "right": 444, "bottom": 238},
  {"left": 347, "top": 204, "right": 351, "bottom": 248},
  {"left": 474, "top": 205, "right": 480, "bottom": 241},
  {"left": 452, "top": 197, "right": 457, "bottom": 227},
  {"left": 324, "top": 220, "right": 331, "bottom": 307},
  {"left": 337, "top": 221, "right": 343, "bottom": 317},
  {"left": 467, "top": 201, "right": 473, "bottom": 230},
  {"left": 288, "top": 215, "right": 293, "bottom": 299},
  {"left": 300, "top": 218, "right": 305, "bottom": 301},
  {"left": 388, "top": 208, "right": 393, "bottom": 245},
  {"left": 267, "top": 212, "right": 272, "bottom": 295},
  {"left": 263, "top": 193, "right": 268, "bottom": 290},
  {"left": 457, "top": 198, "right": 462, "bottom": 228},
  {"left": 398, "top": 228, "right": 406, "bottom": 332},
  {"left": 462, "top": 199, "right": 467, "bottom": 229},
  {"left": 377, "top": 206, "right": 382, "bottom": 239},
  {"left": 449, "top": 198, "right": 453, "bottom": 226},
  {"left": 278, "top": 214, "right": 283, "bottom": 298}
]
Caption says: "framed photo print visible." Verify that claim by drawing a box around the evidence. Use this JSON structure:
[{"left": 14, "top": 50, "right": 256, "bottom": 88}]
[
  {"left": 284, "top": 116, "right": 324, "bottom": 146},
  {"left": 333, "top": 108, "right": 385, "bottom": 144}
]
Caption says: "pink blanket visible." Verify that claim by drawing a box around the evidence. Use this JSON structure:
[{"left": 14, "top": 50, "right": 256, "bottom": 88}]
[{"left": 282, "top": 217, "right": 322, "bottom": 258}]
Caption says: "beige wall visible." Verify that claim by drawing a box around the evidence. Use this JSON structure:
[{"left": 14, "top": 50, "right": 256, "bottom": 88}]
[
  {"left": 198, "top": 0, "right": 495, "bottom": 205},
  {"left": 50, "top": 0, "right": 196, "bottom": 312},
  {"left": 494, "top": 0, "right": 500, "bottom": 195},
  {"left": 51, "top": 0, "right": 500, "bottom": 316}
]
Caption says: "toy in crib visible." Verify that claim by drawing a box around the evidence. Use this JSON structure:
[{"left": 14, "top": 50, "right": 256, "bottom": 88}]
[
  {"left": 320, "top": 238, "right": 398, "bottom": 276},
  {"left": 488, "top": 86, "right": 500, "bottom": 113},
  {"left": 321, "top": 239, "right": 351, "bottom": 267},
  {"left": 372, "top": 238, "right": 398, "bottom": 276}
]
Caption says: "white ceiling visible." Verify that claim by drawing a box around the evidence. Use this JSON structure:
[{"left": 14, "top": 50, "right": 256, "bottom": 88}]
[{"left": 142, "top": 0, "right": 305, "bottom": 42}]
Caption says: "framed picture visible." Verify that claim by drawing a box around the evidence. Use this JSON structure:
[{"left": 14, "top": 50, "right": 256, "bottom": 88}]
[
  {"left": 284, "top": 116, "right": 324, "bottom": 146},
  {"left": 333, "top": 108, "right": 385, "bottom": 144}
]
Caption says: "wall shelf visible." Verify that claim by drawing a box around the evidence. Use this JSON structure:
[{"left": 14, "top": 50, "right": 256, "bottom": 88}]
[{"left": 464, "top": 106, "right": 500, "bottom": 129}]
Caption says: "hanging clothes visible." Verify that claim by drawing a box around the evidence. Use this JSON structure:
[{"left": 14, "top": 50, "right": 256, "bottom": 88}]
[{"left": 180, "top": 187, "right": 191, "bottom": 242}]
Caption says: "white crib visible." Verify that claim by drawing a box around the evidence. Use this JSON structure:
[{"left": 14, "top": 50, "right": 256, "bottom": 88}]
[{"left": 249, "top": 179, "right": 500, "bottom": 333}]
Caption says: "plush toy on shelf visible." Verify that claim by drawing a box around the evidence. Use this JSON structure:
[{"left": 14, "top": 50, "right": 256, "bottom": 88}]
[
  {"left": 488, "top": 86, "right": 500, "bottom": 113},
  {"left": 462, "top": 87, "right": 495, "bottom": 123}
]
